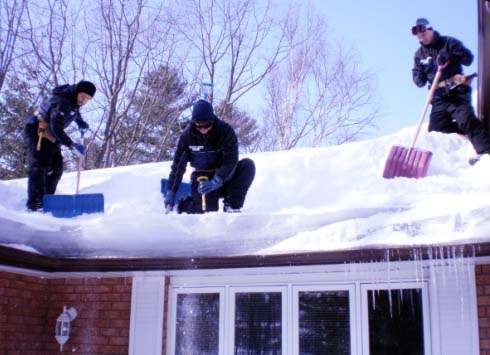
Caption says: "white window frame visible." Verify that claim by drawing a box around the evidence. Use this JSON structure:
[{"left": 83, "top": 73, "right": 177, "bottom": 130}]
[
  {"left": 165, "top": 261, "right": 478, "bottom": 355},
  {"left": 360, "top": 281, "right": 432, "bottom": 355},
  {"left": 167, "top": 287, "right": 225, "bottom": 355},
  {"left": 292, "top": 284, "right": 357, "bottom": 355},
  {"left": 227, "top": 285, "right": 288, "bottom": 354}
]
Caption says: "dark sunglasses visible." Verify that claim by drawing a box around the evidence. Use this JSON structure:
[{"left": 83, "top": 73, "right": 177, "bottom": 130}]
[
  {"left": 411, "top": 25, "right": 427, "bottom": 35},
  {"left": 194, "top": 121, "right": 213, "bottom": 129}
]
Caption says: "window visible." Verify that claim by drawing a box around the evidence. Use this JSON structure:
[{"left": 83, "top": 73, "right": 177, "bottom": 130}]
[
  {"left": 293, "top": 285, "right": 356, "bottom": 355},
  {"left": 361, "top": 283, "right": 431, "bottom": 355},
  {"left": 168, "top": 288, "right": 224, "bottom": 355},
  {"left": 298, "top": 290, "right": 350, "bottom": 354},
  {"left": 175, "top": 293, "right": 220, "bottom": 355},
  {"left": 234, "top": 292, "right": 282, "bottom": 354},
  {"left": 229, "top": 287, "right": 287, "bottom": 354},
  {"left": 168, "top": 281, "right": 430, "bottom": 355}
]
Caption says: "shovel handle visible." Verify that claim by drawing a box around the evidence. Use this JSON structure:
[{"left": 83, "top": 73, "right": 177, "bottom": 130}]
[
  {"left": 411, "top": 60, "right": 449, "bottom": 149},
  {"left": 76, "top": 157, "right": 82, "bottom": 194},
  {"left": 36, "top": 129, "right": 44, "bottom": 151},
  {"left": 196, "top": 176, "right": 208, "bottom": 211}
]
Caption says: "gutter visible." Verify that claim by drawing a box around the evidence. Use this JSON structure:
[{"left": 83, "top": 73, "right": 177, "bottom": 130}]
[{"left": 0, "top": 241, "right": 488, "bottom": 273}]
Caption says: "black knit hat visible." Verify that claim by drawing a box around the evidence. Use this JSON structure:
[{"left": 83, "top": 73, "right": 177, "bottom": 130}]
[
  {"left": 76, "top": 80, "right": 96, "bottom": 97},
  {"left": 191, "top": 99, "right": 216, "bottom": 123}
]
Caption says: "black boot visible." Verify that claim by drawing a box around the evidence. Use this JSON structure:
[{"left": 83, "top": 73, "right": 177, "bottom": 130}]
[{"left": 26, "top": 166, "right": 46, "bottom": 211}]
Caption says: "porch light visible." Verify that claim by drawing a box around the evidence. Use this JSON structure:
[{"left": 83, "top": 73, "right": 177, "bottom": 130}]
[
  {"left": 201, "top": 82, "right": 213, "bottom": 101},
  {"left": 55, "top": 306, "right": 78, "bottom": 351}
]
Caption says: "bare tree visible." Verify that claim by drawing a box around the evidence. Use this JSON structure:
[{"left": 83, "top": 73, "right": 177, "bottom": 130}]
[
  {"left": 173, "top": 0, "right": 288, "bottom": 118},
  {"left": 22, "top": 0, "right": 86, "bottom": 89},
  {"left": 85, "top": 0, "right": 168, "bottom": 168},
  {"left": 0, "top": 0, "right": 27, "bottom": 92},
  {"left": 260, "top": 7, "right": 378, "bottom": 151}
]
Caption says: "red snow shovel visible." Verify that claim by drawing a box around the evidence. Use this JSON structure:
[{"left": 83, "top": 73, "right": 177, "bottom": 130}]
[
  {"left": 43, "top": 133, "right": 104, "bottom": 217},
  {"left": 383, "top": 60, "right": 448, "bottom": 179}
]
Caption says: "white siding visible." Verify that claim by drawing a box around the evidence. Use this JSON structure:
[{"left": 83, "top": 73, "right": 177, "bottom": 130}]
[
  {"left": 429, "top": 263, "right": 479, "bottom": 355},
  {"left": 129, "top": 276, "right": 166, "bottom": 355}
]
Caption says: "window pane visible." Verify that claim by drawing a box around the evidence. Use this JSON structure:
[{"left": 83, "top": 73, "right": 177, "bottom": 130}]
[
  {"left": 368, "top": 288, "right": 424, "bottom": 355},
  {"left": 299, "top": 290, "right": 350, "bottom": 355},
  {"left": 235, "top": 292, "right": 282, "bottom": 355},
  {"left": 175, "top": 293, "right": 220, "bottom": 355}
]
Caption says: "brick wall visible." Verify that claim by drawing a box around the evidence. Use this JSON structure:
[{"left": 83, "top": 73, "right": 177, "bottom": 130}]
[
  {"left": 476, "top": 264, "right": 490, "bottom": 355},
  {"left": 0, "top": 272, "right": 132, "bottom": 355},
  {"left": 0, "top": 272, "right": 50, "bottom": 354}
]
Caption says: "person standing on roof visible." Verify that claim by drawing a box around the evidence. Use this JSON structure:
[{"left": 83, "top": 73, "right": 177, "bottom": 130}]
[
  {"left": 24, "top": 80, "right": 96, "bottom": 211},
  {"left": 164, "top": 99, "right": 255, "bottom": 213},
  {"left": 411, "top": 18, "right": 490, "bottom": 163}
]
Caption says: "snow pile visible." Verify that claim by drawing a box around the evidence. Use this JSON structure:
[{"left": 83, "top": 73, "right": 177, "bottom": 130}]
[{"left": 1, "top": 126, "right": 489, "bottom": 258}]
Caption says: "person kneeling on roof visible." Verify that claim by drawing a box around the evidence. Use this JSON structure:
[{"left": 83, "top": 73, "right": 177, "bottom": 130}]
[{"left": 164, "top": 99, "right": 255, "bottom": 214}]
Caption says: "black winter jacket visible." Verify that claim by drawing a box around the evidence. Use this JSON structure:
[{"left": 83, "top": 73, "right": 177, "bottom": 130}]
[
  {"left": 28, "top": 84, "right": 86, "bottom": 147},
  {"left": 167, "top": 117, "right": 239, "bottom": 193},
  {"left": 412, "top": 31, "right": 473, "bottom": 96}
]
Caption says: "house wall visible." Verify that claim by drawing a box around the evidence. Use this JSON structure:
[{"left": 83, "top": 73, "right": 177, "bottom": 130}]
[
  {"left": 0, "top": 271, "right": 50, "bottom": 354},
  {"left": 0, "top": 271, "right": 132, "bottom": 355},
  {"left": 476, "top": 264, "right": 490, "bottom": 355},
  {"left": 1, "top": 260, "right": 489, "bottom": 355}
]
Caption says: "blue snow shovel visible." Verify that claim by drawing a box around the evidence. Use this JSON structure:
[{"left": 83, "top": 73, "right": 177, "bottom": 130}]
[
  {"left": 160, "top": 179, "right": 191, "bottom": 202},
  {"left": 43, "top": 132, "right": 104, "bottom": 218}
]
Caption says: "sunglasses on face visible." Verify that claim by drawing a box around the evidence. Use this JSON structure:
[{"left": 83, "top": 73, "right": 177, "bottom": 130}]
[
  {"left": 411, "top": 25, "right": 427, "bottom": 35},
  {"left": 194, "top": 121, "right": 213, "bottom": 129}
]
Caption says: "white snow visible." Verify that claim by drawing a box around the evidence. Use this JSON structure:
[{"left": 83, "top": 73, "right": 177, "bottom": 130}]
[{"left": 1, "top": 126, "right": 489, "bottom": 258}]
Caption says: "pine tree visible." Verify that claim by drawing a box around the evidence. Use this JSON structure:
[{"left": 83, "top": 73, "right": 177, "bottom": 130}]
[
  {"left": 0, "top": 77, "right": 36, "bottom": 179},
  {"left": 113, "top": 65, "right": 193, "bottom": 166}
]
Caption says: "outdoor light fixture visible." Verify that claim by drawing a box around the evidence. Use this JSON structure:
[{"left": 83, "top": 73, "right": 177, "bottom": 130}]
[
  {"left": 201, "top": 82, "right": 213, "bottom": 101},
  {"left": 55, "top": 306, "right": 78, "bottom": 351}
]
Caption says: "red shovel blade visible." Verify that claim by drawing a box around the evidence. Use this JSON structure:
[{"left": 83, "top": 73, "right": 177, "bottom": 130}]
[{"left": 382, "top": 145, "right": 432, "bottom": 179}]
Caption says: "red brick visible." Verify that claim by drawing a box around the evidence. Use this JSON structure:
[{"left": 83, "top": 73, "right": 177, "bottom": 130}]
[{"left": 109, "top": 336, "right": 127, "bottom": 346}]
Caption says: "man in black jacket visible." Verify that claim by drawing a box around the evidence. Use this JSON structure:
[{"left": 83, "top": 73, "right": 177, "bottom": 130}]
[
  {"left": 411, "top": 18, "right": 490, "bottom": 163},
  {"left": 164, "top": 99, "right": 255, "bottom": 213},
  {"left": 24, "top": 80, "right": 96, "bottom": 211}
]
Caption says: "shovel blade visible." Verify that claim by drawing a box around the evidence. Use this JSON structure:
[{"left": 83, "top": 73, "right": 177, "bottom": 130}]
[
  {"left": 43, "top": 193, "right": 104, "bottom": 218},
  {"left": 161, "top": 179, "right": 191, "bottom": 200},
  {"left": 382, "top": 145, "right": 432, "bottom": 179}
]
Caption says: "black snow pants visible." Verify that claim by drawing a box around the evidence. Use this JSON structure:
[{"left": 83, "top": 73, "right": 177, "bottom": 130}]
[
  {"left": 429, "top": 85, "right": 490, "bottom": 154},
  {"left": 183, "top": 157, "right": 256, "bottom": 213},
  {"left": 24, "top": 120, "right": 63, "bottom": 211}
]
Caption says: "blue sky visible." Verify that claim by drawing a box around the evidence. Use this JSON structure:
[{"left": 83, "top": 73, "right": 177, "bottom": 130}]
[{"left": 313, "top": 0, "right": 478, "bottom": 138}]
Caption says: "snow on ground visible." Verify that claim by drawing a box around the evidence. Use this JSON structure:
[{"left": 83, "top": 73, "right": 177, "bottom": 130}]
[{"left": 1, "top": 125, "right": 489, "bottom": 258}]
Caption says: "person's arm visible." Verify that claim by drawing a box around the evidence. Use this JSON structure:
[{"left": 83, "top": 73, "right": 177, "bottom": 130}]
[
  {"left": 49, "top": 102, "right": 74, "bottom": 147},
  {"left": 167, "top": 134, "right": 189, "bottom": 194},
  {"left": 445, "top": 37, "right": 473, "bottom": 66},
  {"left": 215, "top": 124, "right": 239, "bottom": 182},
  {"left": 74, "top": 111, "right": 89, "bottom": 132},
  {"left": 412, "top": 50, "right": 430, "bottom": 88}
]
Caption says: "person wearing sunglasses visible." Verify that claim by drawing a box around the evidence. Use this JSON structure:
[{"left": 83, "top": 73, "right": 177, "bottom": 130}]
[
  {"left": 24, "top": 80, "right": 95, "bottom": 211},
  {"left": 164, "top": 99, "right": 255, "bottom": 213},
  {"left": 412, "top": 18, "right": 490, "bottom": 163}
]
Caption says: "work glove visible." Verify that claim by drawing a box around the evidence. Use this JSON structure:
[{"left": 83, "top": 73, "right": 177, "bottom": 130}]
[
  {"left": 437, "top": 51, "right": 451, "bottom": 66},
  {"left": 77, "top": 120, "right": 89, "bottom": 135},
  {"left": 164, "top": 190, "right": 176, "bottom": 211},
  {"left": 70, "top": 143, "right": 86, "bottom": 158},
  {"left": 198, "top": 175, "right": 223, "bottom": 194}
]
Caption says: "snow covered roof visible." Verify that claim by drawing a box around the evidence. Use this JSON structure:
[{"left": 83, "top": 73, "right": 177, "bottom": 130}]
[{"left": 1, "top": 125, "right": 489, "bottom": 271}]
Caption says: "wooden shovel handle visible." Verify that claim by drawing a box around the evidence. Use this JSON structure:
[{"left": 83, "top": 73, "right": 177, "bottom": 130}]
[
  {"left": 196, "top": 176, "right": 209, "bottom": 211},
  {"left": 410, "top": 61, "right": 449, "bottom": 149},
  {"left": 76, "top": 157, "right": 82, "bottom": 195}
]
